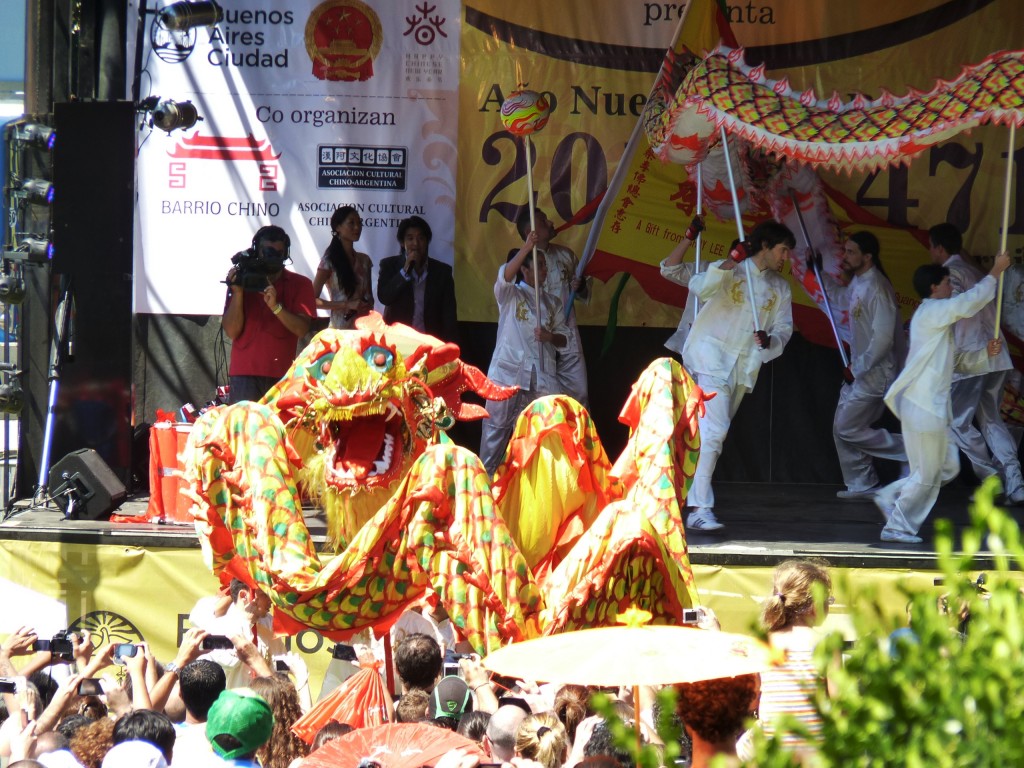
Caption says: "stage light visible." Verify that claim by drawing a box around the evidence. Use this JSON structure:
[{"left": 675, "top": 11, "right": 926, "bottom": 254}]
[
  {"left": 150, "top": 98, "right": 202, "bottom": 133},
  {"left": 14, "top": 123, "right": 56, "bottom": 151},
  {"left": 0, "top": 274, "right": 26, "bottom": 305},
  {"left": 18, "top": 237, "right": 55, "bottom": 264},
  {"left": 157, "top": 0, "right": 223, "bottom": 31},
  {"left": 19, "top": 179, "right": 54, "bottom": 206},
  {"left": 0, "top": 379, "right": 25, "bottom": 415}
]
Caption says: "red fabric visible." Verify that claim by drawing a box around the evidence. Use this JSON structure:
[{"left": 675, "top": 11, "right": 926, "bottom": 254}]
[
  {"left": 228, "top": 269, "right": 317, "bottom": 378},
  {"left": 291, "top": 667, "right": 393, "bottom": 744}
]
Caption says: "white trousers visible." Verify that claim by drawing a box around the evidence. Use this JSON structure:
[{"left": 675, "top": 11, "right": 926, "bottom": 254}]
[
  {"left": 833, "top": 375, "right": 906, "bottom": 492},
  {"left": 878, "top": 402, "right": 959, "bottom": 536},
  {"left": 479, "top": 385, "right": 537, "bottom": 476},
  {"left": 688, "top": 373, "right": 745, "bottom": 510}
]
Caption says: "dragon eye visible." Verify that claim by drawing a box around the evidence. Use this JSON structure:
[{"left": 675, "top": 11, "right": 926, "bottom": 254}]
[
  {"left": 363, "top": 346, "right": 394, "bottom": 373},
  {"left": 308, "top": 352, "right": 336, "bottom": 379}
]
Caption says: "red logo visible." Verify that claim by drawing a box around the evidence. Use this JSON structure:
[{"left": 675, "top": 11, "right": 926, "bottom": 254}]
[
  {"left": 305, "top": 0, "right": 383, "bottom": 82},
  {"left": 167, "top": 134, "right": 281, "bottom": 191}
]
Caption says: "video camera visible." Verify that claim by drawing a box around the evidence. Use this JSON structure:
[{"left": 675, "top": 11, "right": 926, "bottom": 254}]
[
  {"left": 33, "top": 630, "right": 75, "bottom": 660},
  {"left": 228, "top": 244, "right": 286, "bottom": 292}
]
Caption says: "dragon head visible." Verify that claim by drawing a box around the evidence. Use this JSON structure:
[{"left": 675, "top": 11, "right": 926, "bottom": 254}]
[{"left": 262, "top": 312, "right": 515, "bottom": 545}]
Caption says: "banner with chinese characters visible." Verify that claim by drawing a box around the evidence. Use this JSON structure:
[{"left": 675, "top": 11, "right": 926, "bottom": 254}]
[{"left": 132, "top": 0, "right": 461, "bottom": 315}]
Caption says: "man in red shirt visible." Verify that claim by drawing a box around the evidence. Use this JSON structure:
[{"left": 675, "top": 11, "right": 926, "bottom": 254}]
[{"left": 223, "top": 225, "right": 316, "bottom": 403}]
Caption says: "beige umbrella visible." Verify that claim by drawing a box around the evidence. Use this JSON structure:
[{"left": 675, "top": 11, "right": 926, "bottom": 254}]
[
  {"left": 483, "top": 623, "right": 771, "bottom": 687},
  {"left": 483, "top": 612, "right": 772, "bottom": 752}
]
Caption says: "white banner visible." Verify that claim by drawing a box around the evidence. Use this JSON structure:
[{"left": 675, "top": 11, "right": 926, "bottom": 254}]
[{"left": 132, "top": 0, "right": 461, "bottom": 315}]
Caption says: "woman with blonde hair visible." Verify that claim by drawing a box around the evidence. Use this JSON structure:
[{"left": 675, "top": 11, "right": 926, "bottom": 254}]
[
  {"left": 748, "top": 559, "right": 833, "bottom": 757},
  {"left": 515, "top": 712, "right": 569, "bottom": 768}
]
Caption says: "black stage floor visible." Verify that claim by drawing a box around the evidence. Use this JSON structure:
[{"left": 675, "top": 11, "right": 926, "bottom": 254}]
[{"left": 0, "top": 481, "right": 1010, "bottom": 571}]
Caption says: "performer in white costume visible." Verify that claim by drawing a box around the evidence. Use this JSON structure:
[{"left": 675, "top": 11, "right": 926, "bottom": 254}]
[
  {"left": 517, "top": 209, "right": 591, "bottom": 409},
  {"left": 681, "top": 220, "right": 795, "bottom": 532},
  {"left": 875, "top": 251, "right": 1011, "bottom": 544},
  {"left": 819, "top": 232, "right": 908, "bottom": 500},
  {"left": 928, "top": 223, "right": 1024, "bottom": 504}
]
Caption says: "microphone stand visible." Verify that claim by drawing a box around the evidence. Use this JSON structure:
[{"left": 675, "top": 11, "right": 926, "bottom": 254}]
[{"left": 33, "top": 274, "right": 74, "bottom": 507}]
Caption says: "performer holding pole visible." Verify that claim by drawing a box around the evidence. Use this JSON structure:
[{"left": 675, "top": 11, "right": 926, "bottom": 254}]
[
  {"left": 501, "top": 87, "right": 552, "bottom": 372},
  {"left": 680, "top": 219, "right": 796, "bottom": 532}
]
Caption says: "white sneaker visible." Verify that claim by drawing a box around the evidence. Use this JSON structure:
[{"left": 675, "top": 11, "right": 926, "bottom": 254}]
[
  {"left": 837, "top": 485, "right": 882, "bottom": 501},
  {"left": 687, "top": 508, "right": 725, "bottom": 532},
  {"left": 880, "top": 528, "right": 923, "bottom": 544}
]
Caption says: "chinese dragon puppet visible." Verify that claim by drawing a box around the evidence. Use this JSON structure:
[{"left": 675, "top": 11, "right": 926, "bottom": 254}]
[{"left": 183, "top": 313, "right": 704, "bottom": 652}]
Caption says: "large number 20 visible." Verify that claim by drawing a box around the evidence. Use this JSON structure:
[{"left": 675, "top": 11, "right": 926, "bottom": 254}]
[{"left": 479, "top": 130, "right": 609, "bottom": 226}]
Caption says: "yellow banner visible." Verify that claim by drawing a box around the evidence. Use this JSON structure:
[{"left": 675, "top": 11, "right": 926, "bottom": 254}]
[
  {"left": 0, "top": 541, "right": 336, "bottom": 698},
  {"left": 456, "top": 0, "right": 1024, "bottom": 328},
  {"left": 0, "top": 538, "right": 988, "bottom": 677}
]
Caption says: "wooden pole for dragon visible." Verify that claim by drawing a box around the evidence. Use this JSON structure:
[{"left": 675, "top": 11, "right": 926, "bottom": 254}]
[
  {"left": 524, "top": 134, "right": 544, "bottom": 372},
  {"left": 719, "top": 126, "right": 760, "bottom": 331},
  {"left": 994, "top": 121, "right": 1017, "bottom": 340}
]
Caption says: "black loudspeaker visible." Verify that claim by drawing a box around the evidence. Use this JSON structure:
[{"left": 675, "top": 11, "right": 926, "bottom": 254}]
[{"left": 50, "top": 449, "right": 127, "bottom": 520}]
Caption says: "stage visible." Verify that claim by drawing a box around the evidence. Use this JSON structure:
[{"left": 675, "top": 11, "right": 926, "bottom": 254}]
[{"left": 0, "top": 480, "right": 1003, "bottom": 570}]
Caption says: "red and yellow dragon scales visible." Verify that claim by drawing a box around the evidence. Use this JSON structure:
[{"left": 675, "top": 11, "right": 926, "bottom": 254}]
[{"left": 183, "top": 313, "right": 703, "bottom": 652}]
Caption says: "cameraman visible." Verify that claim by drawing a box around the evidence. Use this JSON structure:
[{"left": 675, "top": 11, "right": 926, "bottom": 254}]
[{"left": 222, "top": 225, "right": 316, "bottom": 403}]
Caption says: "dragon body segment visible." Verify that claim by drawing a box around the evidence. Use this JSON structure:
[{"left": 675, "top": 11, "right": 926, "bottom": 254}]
[{"left": 184, "top": 312, "right": 706, "bottom": 652}]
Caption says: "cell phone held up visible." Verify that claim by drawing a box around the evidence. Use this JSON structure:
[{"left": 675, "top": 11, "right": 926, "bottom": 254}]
[
  {"left": 113, "top": 643, "right": 138, "bottom": 664},
  {"left": 330, "top": 643, "right": 358, "bottom": 662},
  {"left": 77, "top": 678, "right": 104, "bottom": 696},
  {"left": 0, "top": 677, "right": 17, "bottom": 694},
  {"left": 201, "top": 635, "right": 234, "bottom": 651}
]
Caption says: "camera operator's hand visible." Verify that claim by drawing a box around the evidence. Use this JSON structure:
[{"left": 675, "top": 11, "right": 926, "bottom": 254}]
[
  {"left": 263, "top": 281, "right": 278, "bottom": 311},
  {"left": 565, "top": 715, "right": 603, "bottom": 768},
  {"left": 225, "top": 266, "right": 241, "bottom": 293}
]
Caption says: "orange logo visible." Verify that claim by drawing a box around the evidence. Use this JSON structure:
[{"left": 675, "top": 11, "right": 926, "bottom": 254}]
[{"left": 305, "top": 0, "right": 383, "bottom": 82}]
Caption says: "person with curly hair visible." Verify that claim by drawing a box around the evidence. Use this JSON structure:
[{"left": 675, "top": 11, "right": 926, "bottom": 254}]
[
  {"left": 69, "top": 716, "right": 114, "bottom": 768},
  {"left": 674, "top": 674, "right": 759, "bottom": 768},
  {"left": 515, "top": 712, "right": 569, "bottom": 768},
  {"left": 248, "top": 676, "right": 309, "bottom": 768}
]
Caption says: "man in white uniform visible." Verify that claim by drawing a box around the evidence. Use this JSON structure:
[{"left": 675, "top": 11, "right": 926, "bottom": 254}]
[
  {"left": 682, "top": 220, "right": 795, "bottom": 532},
  {"left": 875, "top": 252, "right": 1011, "bottom": 544},
  {"left": 479, "top": 234, "right": 570, "bottom": 475},
  {"left": 822, "top": 232, "right": 908, "bottom": 499},
  {"left": 517, "top": 208, "right": 591, "bottom": 408},
  {"left": 929, "top": 223, "right": 1024, "bottom": 504}
]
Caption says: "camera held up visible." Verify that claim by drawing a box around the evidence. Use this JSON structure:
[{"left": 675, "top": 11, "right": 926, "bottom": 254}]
[{"left": 226, "top": 243, "right": 287, "bottom": 292}]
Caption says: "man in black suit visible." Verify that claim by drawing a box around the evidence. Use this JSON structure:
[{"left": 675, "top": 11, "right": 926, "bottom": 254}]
[{"left": 377, "top": 216, "right": 458, "bottom": 342}]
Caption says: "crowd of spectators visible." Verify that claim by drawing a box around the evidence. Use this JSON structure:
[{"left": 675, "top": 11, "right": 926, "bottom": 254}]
[{"left": 0, "top": 562, "right": 847, "bottom": 768}]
